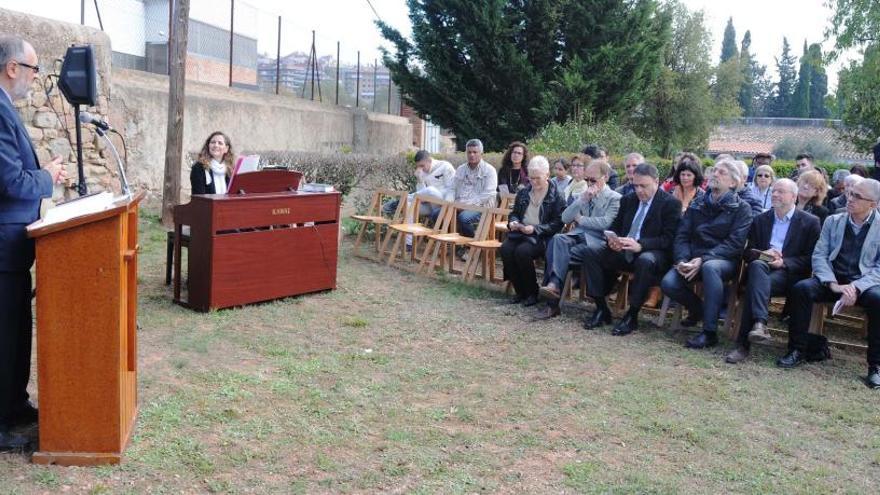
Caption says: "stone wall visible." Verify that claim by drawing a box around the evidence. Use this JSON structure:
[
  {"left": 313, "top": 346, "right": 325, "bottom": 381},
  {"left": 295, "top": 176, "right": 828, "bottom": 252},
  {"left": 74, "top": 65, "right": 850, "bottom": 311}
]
[{"left": 1, "top": 7, "right": 412, "bottom": 205}]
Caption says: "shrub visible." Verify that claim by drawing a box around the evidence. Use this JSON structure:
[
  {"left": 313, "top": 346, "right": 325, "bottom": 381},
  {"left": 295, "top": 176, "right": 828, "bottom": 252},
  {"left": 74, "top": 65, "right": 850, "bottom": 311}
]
[
  {"left": 772, "top": 137, "right": 835, "bottom": 161},
  {"left": 528, "top": 118, "right": 654, "bottom": 157}
]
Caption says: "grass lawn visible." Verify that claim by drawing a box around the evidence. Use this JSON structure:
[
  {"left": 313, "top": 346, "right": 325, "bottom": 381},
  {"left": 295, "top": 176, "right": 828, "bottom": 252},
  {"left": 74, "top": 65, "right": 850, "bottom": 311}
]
[{"left": 1, "top": 210, "right": 879, "bottom": 494}]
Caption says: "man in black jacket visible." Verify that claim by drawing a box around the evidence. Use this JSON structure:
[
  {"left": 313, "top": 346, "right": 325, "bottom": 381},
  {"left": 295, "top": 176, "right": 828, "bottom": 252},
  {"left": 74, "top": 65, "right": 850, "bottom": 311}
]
[
  {"left": 579, "top": 164, "right": 681, "bottom": 334},
  {"left": 661, "top": 159, "right": 754, "bottom": 349},
  {"left": 725, "top": 179, "right": 821, "bottom": 363}
]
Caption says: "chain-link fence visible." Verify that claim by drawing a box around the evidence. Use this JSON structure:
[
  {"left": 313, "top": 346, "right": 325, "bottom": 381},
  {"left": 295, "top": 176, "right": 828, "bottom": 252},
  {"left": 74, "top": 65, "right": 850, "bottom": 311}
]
[{"left": 12, "top": 0, "right": 402, "bottom": 116}]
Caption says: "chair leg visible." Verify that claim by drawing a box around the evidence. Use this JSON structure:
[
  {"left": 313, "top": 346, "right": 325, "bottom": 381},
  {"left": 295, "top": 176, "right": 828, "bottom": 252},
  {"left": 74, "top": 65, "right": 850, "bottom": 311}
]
[
  {"left": 386, "top": 232, "right": 404, "bottom": 266},
  {"left": 656, "top": 295, "right": 671, "bottom": 327},
  {"left": 165, "top": 233, "right": 174, "bottom": 285},
  {"left": 561, "top": 270, "right": 573, "bottom": 302},
  {"left": 808, "top": 302, "right": 826, "bottom": 336},
  {"left": 353, "top": 221, "right": 368, "bottom": 255}
]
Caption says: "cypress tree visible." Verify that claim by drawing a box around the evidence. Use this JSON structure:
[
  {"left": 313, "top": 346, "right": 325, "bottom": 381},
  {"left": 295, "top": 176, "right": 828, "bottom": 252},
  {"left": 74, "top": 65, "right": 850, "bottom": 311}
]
[
  {"left": 738, "top": 30, "right": 754, "bottom": 116},
  {"left": 720, "top": 17, "right": 738, "bottom": 62},
  {"left": 790, "top": 41, "right": 811, "bottom": 117},
  {"left": 806, "top": 43, "right": 829, "bottom": 118},
  {"left": 770, "top": 37, "right": 797, "bottom": 117}
]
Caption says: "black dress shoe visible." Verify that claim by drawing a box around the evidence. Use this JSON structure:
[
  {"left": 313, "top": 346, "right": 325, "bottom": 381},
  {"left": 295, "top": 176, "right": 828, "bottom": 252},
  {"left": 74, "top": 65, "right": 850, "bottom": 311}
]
[
  {"left": 680, "top": 314, "right": 702, "bottom": 328},
  {"left": 583, "top": 307, "right": 612, "bottom": 329},
  {"left": 9, "top": 402, "right": 38, "bottom": 427},
  {"left": 521, "top": 295, "right": 539, "bottom": 307},
  {"left": 776, "top": 349, "right": 805, "bottom": 368},
  {"left": 611, "top": 313, "right": 638, "bottom": 336},
  {"left": 0, "top": 428, "right": 29, "bottom": 452},
  {"left": 866, "top": 366, "right": 880, "bottom": 389},
  {"left": 685, "top": 331, "right": 718, "bottom": 349},
  {"left": 534, "top": 306, "right": 561, "bottom": 320}
]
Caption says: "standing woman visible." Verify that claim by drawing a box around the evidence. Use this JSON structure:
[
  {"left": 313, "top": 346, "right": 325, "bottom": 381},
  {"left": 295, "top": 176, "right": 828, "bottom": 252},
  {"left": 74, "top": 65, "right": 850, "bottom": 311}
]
[
  {"left": 500, "top": 156, "right": 566, "bottom": 306},
  {"left": 498, "top": 141, "right": 529, "bottom": 193},
  {"left": 796, "top": 170, "right": 830, "bottom": 225},
  {"left": 669, "top": 154, "right": 705, "bottom": 213},
  {"left": 191, "top": 131, "right": 235, "bottom": 195},
  {"left": 750, "top": 164, "right": 775, "bottom": 211}
]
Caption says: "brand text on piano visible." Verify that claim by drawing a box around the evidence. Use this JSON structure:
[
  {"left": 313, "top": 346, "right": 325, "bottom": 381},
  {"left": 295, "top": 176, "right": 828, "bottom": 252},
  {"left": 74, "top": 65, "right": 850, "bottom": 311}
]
[{"left": 272, "top": 208, "right": 291, "bottom": 215}]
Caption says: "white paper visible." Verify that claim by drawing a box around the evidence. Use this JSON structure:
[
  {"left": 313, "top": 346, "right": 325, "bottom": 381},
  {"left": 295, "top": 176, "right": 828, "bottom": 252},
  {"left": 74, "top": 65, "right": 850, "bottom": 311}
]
[
  {"left": 832, "top": 299, "right": 845, "bottom": 316},
  {"left": 236, "top": 154, "right": 260, "bottom": 175},
  {"left": 36, "top": 191, "right": 116, "bottom": 227}
]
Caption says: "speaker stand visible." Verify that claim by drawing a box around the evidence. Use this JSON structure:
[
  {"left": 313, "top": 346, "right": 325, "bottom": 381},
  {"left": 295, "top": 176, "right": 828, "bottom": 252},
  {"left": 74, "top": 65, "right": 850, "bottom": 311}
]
[{"left": 73, "top": 105, "right": 87, "bottom": 196}]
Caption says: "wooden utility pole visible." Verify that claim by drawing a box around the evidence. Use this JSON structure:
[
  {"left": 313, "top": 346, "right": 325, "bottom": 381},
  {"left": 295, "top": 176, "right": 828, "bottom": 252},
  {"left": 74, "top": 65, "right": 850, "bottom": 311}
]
[{"left": 162, "top": 0, "right": 191, "bottom": 227}]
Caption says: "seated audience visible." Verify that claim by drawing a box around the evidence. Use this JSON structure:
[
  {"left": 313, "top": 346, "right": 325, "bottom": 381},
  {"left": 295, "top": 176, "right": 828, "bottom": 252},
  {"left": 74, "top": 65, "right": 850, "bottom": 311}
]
[
  {"left": 790, "top": 153, "right": 816, "bottom": 181},
  {"left": 191, "top": 131, "right": 234, "bottom": 195},
  {"left": 850, "top": 164, "right": 870, "bottom": 179},
  {"left": 660, "top": 158, "right": 753, "bottom": 349},
  {"left": 579, "top": 164, "right": 682, "bottom": 333},
  {"left": 826, "top": 169, "right": 851, "bottom": 207},
  {"left": 780, "top": 179, "right": 880, "bottom": 390},
  {"left": 497, "top": 141, "right": 529, "bottom": 193},
  {"left": 724, "top": 179, "right": 821, "bottom": 363},
  {"left": 749, "top": 165, "right": 775, "bottom": 212},
  {"left": 734, "top": 160, "right": 766, "bottom": 215},
  {"left": 453, "top": 139, "right": 498, "bottom": 239},
  {"left": 383, "top": 150, "right": 455, "bottom": 216},
  {"left": 615, "top": 152, "right": 645, "bottom": 196},
  {"left": 563, "top": 155, "right": 590, "bottom": 205},
  {"left": 551, "top": 157, "right": 572, "bottom": 191},
  {"left": 796, "top": 170, "right": 830, "bottom": 225},
  {"left": 535, "top": 160, "right": 621, "bottom": 319},
  {"left": 501, "top": 156, "right": 565, "bottom": 307},
  {"left": 669, "top": 154, "right": 704, "bottom": 214},
  {"left": 830, "top": 174, "right": 865, "bottom": 213}
]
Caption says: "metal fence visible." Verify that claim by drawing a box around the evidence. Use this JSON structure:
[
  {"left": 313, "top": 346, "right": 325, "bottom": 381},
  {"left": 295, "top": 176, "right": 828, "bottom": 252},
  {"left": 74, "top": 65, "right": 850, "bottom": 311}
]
[{"left": 42, "top": 0, "right": 403, "bottom": 115}]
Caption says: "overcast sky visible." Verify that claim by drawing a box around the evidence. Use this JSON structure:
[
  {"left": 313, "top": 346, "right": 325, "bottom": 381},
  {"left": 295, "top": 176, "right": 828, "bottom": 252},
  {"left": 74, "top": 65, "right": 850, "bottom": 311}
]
[{"left": 1, "top": 0, "right": 857, "bottom": 86}]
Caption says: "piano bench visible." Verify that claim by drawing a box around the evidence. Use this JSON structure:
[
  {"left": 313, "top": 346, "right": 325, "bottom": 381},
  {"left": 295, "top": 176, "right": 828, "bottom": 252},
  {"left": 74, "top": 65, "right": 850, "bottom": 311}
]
[{"left": 165, "top": 229, "right": 191, "bottom": 285}]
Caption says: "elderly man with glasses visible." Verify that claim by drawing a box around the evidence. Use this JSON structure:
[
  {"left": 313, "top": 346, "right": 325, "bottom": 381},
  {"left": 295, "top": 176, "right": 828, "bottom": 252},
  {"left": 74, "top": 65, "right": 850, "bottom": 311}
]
[
  {"left": 536, "top": 159, "right": 620, "bottom": 319},
  {"left": 780, "top": 179, "right": 880, "bottom": 389},
  {"left": 0, "top": 35, "right": 66, "bottom": 451}
]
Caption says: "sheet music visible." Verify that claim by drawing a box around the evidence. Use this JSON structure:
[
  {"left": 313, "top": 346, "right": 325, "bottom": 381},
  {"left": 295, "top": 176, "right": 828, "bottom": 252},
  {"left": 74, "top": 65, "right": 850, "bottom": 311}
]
[{"left": 30, "top": 191, "right": 116, "bottom": 229}]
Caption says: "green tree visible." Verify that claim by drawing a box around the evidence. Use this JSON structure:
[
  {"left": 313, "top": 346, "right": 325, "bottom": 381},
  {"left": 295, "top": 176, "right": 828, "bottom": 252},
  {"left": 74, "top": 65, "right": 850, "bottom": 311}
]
[
  {"left": 790, "top": 41, "right": 811, "bottom": 117},
  {"left": 720, "top": 17, "right": 738, "bottom": 62},
  {"left": 826, "top": 0, "right": 880, "bottom": 53},
  {"left": 634, "top": 1, "right": 715, "bottom": 156},
  {"left": 378, "top": 0, "right": 670, "bottom": 150},
  {"left": 807, "top": 43, "right": 829, "bottom": 118},
  {"left": 768, "top": 37, "right": 797, "bottom": 117},
  {"left": 837, "top": 43, "right": 880, "bottom": 149}
]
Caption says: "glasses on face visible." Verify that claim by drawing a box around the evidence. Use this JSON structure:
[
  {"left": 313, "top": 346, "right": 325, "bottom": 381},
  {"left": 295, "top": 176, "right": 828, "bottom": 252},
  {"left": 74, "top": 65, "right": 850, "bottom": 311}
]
[
  {"left": 756, "top": 173, "right": 772, "bottom": 178},
  {"left": 14, "top": 61, "right": 40, "bottom": 74},
  {"left": 848, "top": 191, "right": 875, "bottom": 202},
  {"left": 584, "top": 177, "right": 599, "bottom": 184}
]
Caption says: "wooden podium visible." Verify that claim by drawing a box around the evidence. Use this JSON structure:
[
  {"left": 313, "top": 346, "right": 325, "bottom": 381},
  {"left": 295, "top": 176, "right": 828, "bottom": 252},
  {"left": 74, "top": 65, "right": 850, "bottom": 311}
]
[{"left": 26, "top": 192, "right": 144, "bottom": 466}]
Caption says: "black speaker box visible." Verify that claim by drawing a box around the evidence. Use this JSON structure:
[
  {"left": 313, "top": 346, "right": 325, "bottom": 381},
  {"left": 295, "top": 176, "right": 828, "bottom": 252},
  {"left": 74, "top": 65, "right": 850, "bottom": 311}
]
[{"left": 59, "top": 45, "right": 97, "bottom": 106}]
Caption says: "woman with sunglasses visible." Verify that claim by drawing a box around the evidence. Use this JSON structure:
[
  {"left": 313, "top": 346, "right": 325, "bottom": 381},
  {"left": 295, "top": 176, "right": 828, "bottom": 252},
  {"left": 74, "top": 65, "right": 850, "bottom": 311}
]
[{"left": 750, "top": 165, "right": 775, "bottom": 211}]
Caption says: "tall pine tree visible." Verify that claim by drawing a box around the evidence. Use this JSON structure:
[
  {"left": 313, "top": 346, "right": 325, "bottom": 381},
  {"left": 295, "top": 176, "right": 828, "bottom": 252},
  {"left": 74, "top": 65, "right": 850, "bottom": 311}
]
[
  {"left": 378, "top": 0, "right": 670, "bottom": 150},
  {"left": 790, "top": 41, "right": 811, "bottom": 117},
  {"left": 769, "top": 37, "right": 797, "bottom": 117},
  {"left": 738, "top": 30, "right": 754, "bottom": 116},
  {"left": 720, "top": 17, "right": 738, "bottom": 62},
  {"left": 806, "top": 43, "right": 829, "bottom": 118}
]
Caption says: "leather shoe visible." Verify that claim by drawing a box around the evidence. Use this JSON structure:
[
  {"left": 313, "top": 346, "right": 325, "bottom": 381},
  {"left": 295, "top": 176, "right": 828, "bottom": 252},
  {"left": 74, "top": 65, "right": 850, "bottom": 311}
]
[
  {"left": 867, "top": 366, "right": 880, "bottom": 389},
  {"left": 611, "top": 313, "right": 638, "bottom": 336},
  {"left": 776, "top": 349, "right": 805, "bottom": 368},
  {"left": 583, "top": 307, "right": 612, "bottom": 329},
  {"left": 747, "top": 322, "right": 772, "bottom": 344},
  {"left": 521, "top": 295, "right": 538, "bottom": 307},
  {"left": 685, "top": 331, "right": 718, "bottom": 349},
  {"left": 539, "top": 284, "right": 561, "bottom": 301},
  {"left": 9, "top": 402, "right": 38, "bottom": 427},
  {"left": 534, "top": 306, "right": 560, "bottom": 320},
  {"left": 725, "top": 346, "right": 750, "bottom": 364},
  {"left": 0, "top": 428, "right": 29, "bottom": 452}
]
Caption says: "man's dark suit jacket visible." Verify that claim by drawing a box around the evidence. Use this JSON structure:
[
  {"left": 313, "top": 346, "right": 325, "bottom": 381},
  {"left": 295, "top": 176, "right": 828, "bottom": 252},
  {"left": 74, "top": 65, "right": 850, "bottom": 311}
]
[
  {"left": 609, "top": 188, "right": 682, "bottom": 253},
  {"left": 0, "top": 93, "right": 53, "bottom": 271},
  {"left": 747, "top": 208, "right": 821, "bottom": 278}
]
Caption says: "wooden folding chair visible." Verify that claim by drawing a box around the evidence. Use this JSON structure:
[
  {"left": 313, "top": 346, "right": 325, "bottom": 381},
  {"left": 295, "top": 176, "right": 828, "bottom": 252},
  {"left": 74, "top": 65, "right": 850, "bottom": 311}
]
[
  {"left": 382, "top": 195, "right": 449, "bottom": 268},
  {"left": 419, "top": 203, "right": 491, "bottom": 275},
  {"left": 351, "top": 189, "right": 408, "bottom": 258},
  {"left": 655, "top": 260, "right": 744, "bottom": 337},
  {"left": 493, "top": 192, "right": 517, "bottom": 240},
  {"left": 462, "top": 207, "right": 511, "bottom": 283}
]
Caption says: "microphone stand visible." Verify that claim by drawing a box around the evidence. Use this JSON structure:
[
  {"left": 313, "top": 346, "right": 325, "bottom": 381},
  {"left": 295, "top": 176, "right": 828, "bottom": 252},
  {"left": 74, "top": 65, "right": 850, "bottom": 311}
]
[{"left": 94, "top": 127, "right": 131, "bottom": 199}]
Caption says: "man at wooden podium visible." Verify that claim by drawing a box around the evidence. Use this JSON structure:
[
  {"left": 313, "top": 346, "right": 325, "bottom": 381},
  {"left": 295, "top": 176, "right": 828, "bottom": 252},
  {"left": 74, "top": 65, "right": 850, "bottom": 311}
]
[{"left": 0, "top": 35, "right": 66, "bottom": 451}]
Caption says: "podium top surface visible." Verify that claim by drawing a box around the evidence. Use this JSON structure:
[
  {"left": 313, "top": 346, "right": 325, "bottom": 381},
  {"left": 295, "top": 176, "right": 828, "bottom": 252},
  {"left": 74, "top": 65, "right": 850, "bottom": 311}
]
[{"left": 27, "top": 191, "right": 145, "bottom": 239}]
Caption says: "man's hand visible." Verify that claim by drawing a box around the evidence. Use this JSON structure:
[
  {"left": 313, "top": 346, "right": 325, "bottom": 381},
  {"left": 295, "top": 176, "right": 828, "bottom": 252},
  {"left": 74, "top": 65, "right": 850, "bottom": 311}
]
[
  {"left": 580, "top": 184, "right": 597, "bottom": 202},
  {"left": 618, "top": 237, "right": 642, "bottom": 253},
  {"left": 839, "top": 283, "right": 859, "bottom": 307},
  {"left": 521, "top": 225, "right": 535, "bottom": 235},
  {"left": 607, "top": 236, "right": 623, "bottom": 252},
  {"left": 682, "top": 257, "right": 702, "bottom": 281},
  {"left": 509, "top": 220, "right": 522, "bottom": 232},
  {"left": 768, "top": 257, "right": 784, "bottom": 269},
  {"left": 44, "top": 156, "right": 67, "bottom": 184}
]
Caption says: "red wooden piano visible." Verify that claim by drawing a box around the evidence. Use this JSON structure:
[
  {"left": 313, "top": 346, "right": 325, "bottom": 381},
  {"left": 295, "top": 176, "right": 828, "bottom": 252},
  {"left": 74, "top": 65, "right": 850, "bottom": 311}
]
[{"left": 172, "top": 170, "right": 341, "bottom": 311}]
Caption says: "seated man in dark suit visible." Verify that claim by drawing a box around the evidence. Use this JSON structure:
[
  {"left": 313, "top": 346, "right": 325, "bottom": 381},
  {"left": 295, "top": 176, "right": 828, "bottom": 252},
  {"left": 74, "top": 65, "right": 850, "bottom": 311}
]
[
  {"left": 579, "top": 163, "right": 681, "bottom": 333},
  {"left": 725, "top": 179, "right": 821, "bottom": 363},
  {"left": 780, "top": 179, "right": 880, "bottom": 389},
  {"left": 660, "top": 159, "right": 753, "bottom": 349}
]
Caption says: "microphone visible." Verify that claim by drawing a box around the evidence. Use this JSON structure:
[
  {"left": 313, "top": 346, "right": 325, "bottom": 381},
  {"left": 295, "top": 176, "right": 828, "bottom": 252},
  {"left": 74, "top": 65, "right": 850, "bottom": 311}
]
[{"left": 78, "top": 111, "right": 112, "bottom": 131}]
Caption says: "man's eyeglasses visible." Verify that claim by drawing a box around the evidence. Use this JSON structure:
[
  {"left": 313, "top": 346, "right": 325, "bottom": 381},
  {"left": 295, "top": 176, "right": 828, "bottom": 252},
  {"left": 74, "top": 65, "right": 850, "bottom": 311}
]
[
  {"left": 847, "top": 190, "right": 876, "bottom": 202},
  {"left": 756, "top": 173, "right": 772, "bottom": 178},
  {"left": 584, "top": 177, "right": 599, "bottom": 184},
  {"left": 14, "top": 61, "right": 40, "bottom": 74}
]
